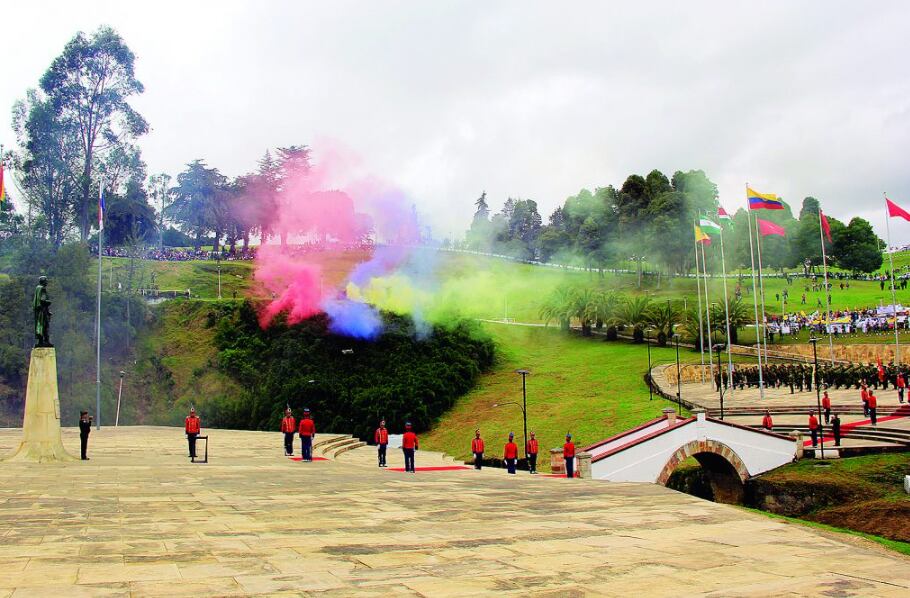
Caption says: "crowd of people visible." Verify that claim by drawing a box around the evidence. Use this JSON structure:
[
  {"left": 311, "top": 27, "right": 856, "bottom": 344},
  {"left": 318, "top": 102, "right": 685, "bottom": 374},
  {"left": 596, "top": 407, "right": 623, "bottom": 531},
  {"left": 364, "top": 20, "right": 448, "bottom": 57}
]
[{"left": 92, "top": 240, "right": 375, "bottom": 262}]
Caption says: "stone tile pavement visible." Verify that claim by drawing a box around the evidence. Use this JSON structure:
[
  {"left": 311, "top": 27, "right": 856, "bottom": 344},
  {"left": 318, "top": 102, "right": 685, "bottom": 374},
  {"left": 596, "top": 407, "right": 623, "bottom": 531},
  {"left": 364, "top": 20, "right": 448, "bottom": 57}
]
[{"left": 0, "top": 425, "right": 908, "bottom": 596}]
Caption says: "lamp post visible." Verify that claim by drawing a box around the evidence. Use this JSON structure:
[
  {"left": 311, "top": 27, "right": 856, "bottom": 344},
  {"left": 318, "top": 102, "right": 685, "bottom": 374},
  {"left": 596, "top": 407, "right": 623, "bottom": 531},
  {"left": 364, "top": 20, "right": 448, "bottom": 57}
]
[
  {"left": 646, "top": 331, "right": 653, "bottom": 401},
  {"left": 673, "top": 333, "right": 682, "bottom": 415},
  {"left": 809, "top": 337, "right": 825, "bottom": 459},
  {"left": 115, "top": 370, "right": 126, "bottom": 426},
  {"left": 515, "top": 369, "right": 530, "bottom": 470}
]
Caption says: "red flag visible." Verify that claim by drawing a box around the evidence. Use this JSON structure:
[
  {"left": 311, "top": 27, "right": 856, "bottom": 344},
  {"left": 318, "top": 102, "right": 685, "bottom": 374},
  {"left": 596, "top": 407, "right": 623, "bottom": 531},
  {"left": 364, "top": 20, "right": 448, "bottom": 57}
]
[
  {"left": 757, "top": 218, "right": 786, "bottom": 237},
  {"left": 886, "top": 197, "right": 910, "bottom": 222},
  {"left": 819, "top": 210, "right": 832, "bottom": 242}
]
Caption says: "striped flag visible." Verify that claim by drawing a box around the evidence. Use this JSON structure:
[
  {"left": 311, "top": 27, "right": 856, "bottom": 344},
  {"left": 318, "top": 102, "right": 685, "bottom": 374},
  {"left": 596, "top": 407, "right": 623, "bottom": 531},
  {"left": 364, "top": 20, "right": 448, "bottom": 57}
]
[
  {"left": 699, "top": 217, "right": 722, "bottom": 235},
  {"left": 694, "top": 225, "right": 712, "bottom": 246},
  {"left": 717, "top": 206, "right": 732, "bottom": 223},
  {"left": 747, "top": 187, "right": 785, "bottom": 210},
  {"left": 98, "top": 182, "right": 105, "bottom": 231}
]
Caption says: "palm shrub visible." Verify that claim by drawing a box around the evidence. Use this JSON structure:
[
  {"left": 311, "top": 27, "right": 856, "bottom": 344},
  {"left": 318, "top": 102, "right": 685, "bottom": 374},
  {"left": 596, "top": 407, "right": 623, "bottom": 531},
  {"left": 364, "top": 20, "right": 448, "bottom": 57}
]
[
  {"left": 646, "top": 301, "right": 682, "bottom": 346},
  {"left": 612, "top": 295, "right": 652, "bottom": 343}
]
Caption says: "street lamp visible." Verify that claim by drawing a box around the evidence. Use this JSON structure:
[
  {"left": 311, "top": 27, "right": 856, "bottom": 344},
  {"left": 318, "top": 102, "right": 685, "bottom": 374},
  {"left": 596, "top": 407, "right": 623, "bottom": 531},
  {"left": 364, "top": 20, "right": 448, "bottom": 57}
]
[
  {"left": 808, "top": 337, "right": 825, "bottom": 459},
  {"left": 673, "top": 333, "right": 682, "bottom": 415},
  {"left": 515, "top": 369, "right": 530, "bottom": 470},
  {"left": 115, "top": 370, "right": 126, "bottom": 426}
]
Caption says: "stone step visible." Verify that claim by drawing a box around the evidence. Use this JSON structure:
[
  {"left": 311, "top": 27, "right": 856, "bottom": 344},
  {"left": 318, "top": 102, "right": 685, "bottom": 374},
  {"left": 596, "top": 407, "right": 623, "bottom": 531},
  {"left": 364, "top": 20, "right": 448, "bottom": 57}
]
[
  {"left": 330, "top": 440, "right": 367, "bottom": 458},
  {"left": 315, "top": 435, "right": 357, "bottom": 454}
]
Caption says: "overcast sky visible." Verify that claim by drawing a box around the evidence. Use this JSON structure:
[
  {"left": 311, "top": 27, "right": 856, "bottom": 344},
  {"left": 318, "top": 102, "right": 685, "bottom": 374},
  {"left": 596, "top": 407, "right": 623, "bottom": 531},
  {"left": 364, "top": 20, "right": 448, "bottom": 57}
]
[{"left": 4, "top": 1, "right": 910, "bottom": 243}]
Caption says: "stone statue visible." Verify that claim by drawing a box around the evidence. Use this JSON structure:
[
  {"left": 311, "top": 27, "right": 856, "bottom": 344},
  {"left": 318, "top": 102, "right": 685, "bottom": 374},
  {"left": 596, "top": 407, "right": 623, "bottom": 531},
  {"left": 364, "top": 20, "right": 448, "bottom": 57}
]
[{"left": 33, "top": 276, "right": 52, "bottom": 348}]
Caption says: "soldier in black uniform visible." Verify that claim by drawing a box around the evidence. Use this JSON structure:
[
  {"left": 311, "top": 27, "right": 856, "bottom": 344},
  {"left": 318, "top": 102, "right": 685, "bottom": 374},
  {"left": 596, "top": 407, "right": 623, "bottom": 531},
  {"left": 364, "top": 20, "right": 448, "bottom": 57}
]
[
  {"left": 831, "top": 413, "right": 842, "bottom": 447},
  {"left": 79, "top": 410, "right": 92, "bottom": 460}
]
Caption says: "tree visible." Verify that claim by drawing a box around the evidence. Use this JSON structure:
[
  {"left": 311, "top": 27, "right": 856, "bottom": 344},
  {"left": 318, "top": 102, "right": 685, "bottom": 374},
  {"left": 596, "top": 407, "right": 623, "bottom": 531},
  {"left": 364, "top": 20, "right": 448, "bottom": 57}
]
[
  {"left": 40, "top": 26, "right": 148, "bottom": 240},
  {"left": 275, "top": 145, "right": 311, "bottom": 247},
  {"left": 832, "top": 217, "right": 883, "bottom": 273},
  {"left": 148, "top": 173, "right": 171, "bottom": 249},
  {"left": 168, "top": 160, "right": 229, "bottom": 250},
  {"left": 467, "top": 191, "right": 493, "bottom": 251},
  {"left": 104, "top": 177, "right": 157, "bottom": 246},
  {"left": 798, "top": 197, "right": 820, "bottom": 221},
  {"left": 507, "top": 199, "right": 542, "bottom": 259},
  {"left": 11, "top": 90, "right": 81, "bottom": 247}
]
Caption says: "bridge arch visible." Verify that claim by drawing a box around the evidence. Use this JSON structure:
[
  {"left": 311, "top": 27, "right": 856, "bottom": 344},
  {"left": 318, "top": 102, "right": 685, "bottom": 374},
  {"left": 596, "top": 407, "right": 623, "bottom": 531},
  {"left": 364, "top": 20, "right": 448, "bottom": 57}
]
[{"left": 656, "top": 439, "right": 750, "bottom": 504}]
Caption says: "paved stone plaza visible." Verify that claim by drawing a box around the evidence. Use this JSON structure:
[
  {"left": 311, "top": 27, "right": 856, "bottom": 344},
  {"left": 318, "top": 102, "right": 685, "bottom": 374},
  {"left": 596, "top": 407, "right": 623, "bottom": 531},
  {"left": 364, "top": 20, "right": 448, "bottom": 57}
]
[{"left": 1, "top": 426, "right": 909, "bottom": 597}]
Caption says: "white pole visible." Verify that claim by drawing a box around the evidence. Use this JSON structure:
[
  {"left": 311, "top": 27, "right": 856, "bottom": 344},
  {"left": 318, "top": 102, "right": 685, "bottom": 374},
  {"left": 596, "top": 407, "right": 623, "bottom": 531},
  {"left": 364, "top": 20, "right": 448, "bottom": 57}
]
[
  {"left": 818, "top": 210, "right": 835, "bottom": 364},
  {"left": 755, "top": 214, "right": 770, "bottom": 362},
  {"left": 694, "top": 228, "right": 706, "bottom": 382},
  {"left": 701, "top": 241, "right": 714, "bottom": 386},
  {"left": 115, "top": 375, "right": 123, "bottom": 427},
  {"left": 96, "top": 182, "right": 103, "bottom": 431},
  {"left": 746, "top": 188, "right": 765, "bottom": 398},
  {"left": 720, "top": 227, "right": 735, "bottom": 398},
  {"left": 885, "top": 195, "right": 901, "bottom": 365}
]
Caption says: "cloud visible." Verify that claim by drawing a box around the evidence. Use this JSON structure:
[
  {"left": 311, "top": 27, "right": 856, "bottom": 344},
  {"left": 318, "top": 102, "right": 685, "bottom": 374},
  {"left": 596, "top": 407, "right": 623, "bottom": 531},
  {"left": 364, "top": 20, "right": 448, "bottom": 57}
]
[{"left": 3, "top": 1, "right": 910, "bottom": 242}]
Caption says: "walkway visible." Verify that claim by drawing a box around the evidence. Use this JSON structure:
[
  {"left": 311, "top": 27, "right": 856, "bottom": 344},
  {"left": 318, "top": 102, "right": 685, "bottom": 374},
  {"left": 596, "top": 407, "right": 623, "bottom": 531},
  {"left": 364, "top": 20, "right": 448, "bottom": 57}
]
[{"left": 0, "top": 426, "right": 909, "bottom": 596}]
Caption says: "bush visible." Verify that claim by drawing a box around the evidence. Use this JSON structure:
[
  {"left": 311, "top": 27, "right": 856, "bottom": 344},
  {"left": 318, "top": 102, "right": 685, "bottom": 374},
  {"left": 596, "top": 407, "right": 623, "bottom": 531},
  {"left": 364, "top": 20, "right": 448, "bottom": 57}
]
[
  {"left": 211, "top": 301, "right": 495, "bottom": 439},
  {"left": 605, "top": 326, "right": 618, "bottom": 341}
]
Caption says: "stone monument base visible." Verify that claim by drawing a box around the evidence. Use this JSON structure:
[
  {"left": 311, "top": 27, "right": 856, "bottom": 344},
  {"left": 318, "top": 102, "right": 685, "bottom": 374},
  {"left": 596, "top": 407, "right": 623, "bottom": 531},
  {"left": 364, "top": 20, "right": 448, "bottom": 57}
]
[{"left": 4, "top": 348, "right": 75, "bottom": 462}]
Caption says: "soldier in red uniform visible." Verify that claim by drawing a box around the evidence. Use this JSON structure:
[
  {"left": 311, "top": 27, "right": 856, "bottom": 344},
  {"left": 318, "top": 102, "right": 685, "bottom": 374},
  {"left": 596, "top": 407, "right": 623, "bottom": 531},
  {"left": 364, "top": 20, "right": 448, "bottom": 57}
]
[
  {"left": 503, "top": 432, "right": 518, "bottom": 474},
  {"left": 471, "top": 429, "right": 484, "bottom": 470},
  {"left": 821, "top": 391, "right": 831, "bottom": 424},
  {"left": 280, "top": 407, "right": 296, "bottom": 456},
  {"left": 298, "top": 408, "right": 315, "bottom": 461},
  {"left": 563, "top": 433, "right": 576, "bottom": 478},
  {"left": 185, "top": 407, "right": 201, "bottom": 460},
  {"left": 526, "top": 431, "right": 539, "bottom": 474},
  {"left": 401, "top": 422, "right": 418, "bottom": 473},
  {"left": 374, "top": 419, "right": 389, "bottom": 467},
  {"left": 761, "top": 410, "right": 773, "bottom": 431},
  {"left": 861, "top": 383, "right": 870, "bottom": 417},
  {"left": 898, "top": 372, "right": 906, "bottom": 403},
  {"left": 808, "top": 411, "right": 819, "bottom": 447},
  {"left": 867, "top": 391, "right": 878, "bottom": 425}
]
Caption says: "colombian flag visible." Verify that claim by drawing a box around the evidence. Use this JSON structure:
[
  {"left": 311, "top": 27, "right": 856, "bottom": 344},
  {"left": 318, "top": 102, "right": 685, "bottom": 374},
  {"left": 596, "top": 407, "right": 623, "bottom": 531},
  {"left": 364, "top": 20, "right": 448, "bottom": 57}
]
[{"left": 747, "top": 187, "right": 784, "bottom": 210}]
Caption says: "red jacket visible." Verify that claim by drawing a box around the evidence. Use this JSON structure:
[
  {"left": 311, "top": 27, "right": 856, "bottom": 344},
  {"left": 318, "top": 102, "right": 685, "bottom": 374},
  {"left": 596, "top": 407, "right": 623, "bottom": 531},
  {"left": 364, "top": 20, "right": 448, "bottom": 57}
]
[
  {"left": 868, "top": 394, "right": 877, "bottom": 409},
  {"left": 185, "top": 415, "right": 200, "bottom": 434},
  {"left": 503, "top": 441, "right": 518, "bottom": 459},
  {"left": 762, "top": 415, "right": 773, "bottom": 430},
  {"left": 298, "top": 418, "right": 315, "bottom": 437},
  {"left": 861, "top": 389, "right": 869, "bottom": 404},
  {"left": 375, "top": 428, "right": 389, "bottom": 445},
  {"left": 280, "top": 416, "right": 296, "bottom": 433},
  {"left": 402, "top": 431, "right": 418, "bottom": 449},
  {"left": 822, "top": 395, "right": 831, "bottom": 409},
  {"left": 898, "top": 375, "right": 906, "bottom": 389},
  {"left": 471, "top": 438, "right": 484, "bottom": 453},
  {"left": 563, "top": 442, "right": 576, "bottom": 458},
  {"left": 808, "top": 415, "right": 818, "bottom": 430},
  {"left": 527, "top": 438, "right": 539, "bottom": 455}
]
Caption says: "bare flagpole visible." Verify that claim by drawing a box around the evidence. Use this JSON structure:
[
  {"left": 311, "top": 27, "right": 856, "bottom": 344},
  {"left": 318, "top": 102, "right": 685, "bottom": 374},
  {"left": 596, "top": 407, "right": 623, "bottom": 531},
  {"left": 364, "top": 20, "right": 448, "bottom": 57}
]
[
  {"left": 885, "top": 193, "right": 901, "bottom": 366},
  {"left": 694, "top": 222, "right": 706, "bottom": 382},
  {"left": 96, "top": 178, "right": 104, "bottom": 430},
  {"left": 746, "top": 185, "right": 765, "bottom": 399},
  {"left": 818, "top": 209, "right": 835, "bottom": 364},
  {"left": 720, "top": 226, "right": 735, "bottom": 398}
]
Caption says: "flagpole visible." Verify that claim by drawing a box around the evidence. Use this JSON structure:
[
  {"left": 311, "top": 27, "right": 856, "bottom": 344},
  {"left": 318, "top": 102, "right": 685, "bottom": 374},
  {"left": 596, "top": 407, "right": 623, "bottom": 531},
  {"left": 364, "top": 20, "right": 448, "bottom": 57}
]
[
  {"left": 700, "top": 240, "right": 715, "bottom": 387},
  {"left": 818, "top": 210, "right": 835, "bottom": 364},
  {"left": 885, "top": 194, "right": 901, "bottom": 366},
  {"left": 720, "top": 227, "right": 735, "bottom": 399},
  {"left": 96, "top": 179, "right": 103, "bottom": 430},
  {"left": 746, "top": 185, "right": 765, "bottom": 398},
  {"left": 755, "top": 213, "right": 769, "bottom": 363},
  {"left": 694, "top": 225, "right": 706, "bottom": 383}
]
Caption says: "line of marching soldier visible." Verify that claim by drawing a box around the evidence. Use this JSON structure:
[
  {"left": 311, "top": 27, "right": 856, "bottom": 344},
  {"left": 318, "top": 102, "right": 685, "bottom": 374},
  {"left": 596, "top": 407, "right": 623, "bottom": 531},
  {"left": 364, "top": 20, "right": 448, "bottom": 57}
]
[{"left": 716, "top": 362, "right": 908, "bottom": 401}]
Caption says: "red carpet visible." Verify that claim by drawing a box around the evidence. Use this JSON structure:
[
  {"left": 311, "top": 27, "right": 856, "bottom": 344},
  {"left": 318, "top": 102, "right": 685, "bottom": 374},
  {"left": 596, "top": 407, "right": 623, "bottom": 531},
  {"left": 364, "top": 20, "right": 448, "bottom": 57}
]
[
  {"left": 288, "top": 456, "right": 328, "bottom": 461},
  {"left": 803, "top": 407, "right": 910, "bottom": 446},
  {"left": 386, "top": 466, "right": 470, "bottom": 472}
]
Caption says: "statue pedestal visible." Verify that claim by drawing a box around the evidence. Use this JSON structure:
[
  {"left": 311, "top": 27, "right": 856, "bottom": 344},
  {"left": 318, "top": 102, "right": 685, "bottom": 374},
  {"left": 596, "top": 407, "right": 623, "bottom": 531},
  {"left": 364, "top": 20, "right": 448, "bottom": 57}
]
[{"left": 4, "top": 348, "right": 75, "bottom": 462}]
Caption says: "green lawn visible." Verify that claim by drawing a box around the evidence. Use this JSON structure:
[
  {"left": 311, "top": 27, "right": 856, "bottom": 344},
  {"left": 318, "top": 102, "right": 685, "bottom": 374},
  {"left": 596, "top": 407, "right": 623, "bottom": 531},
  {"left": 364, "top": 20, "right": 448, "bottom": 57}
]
[{"left": 421, "top": 323, "right": 685, "bottom": 468}]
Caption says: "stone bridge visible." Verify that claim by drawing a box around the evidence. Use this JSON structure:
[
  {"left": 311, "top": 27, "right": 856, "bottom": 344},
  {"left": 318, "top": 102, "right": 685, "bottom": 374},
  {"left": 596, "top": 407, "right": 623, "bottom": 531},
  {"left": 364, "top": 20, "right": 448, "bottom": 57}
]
[{"left": 581, "top": 409, "right": 797, "bottom": 503}]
